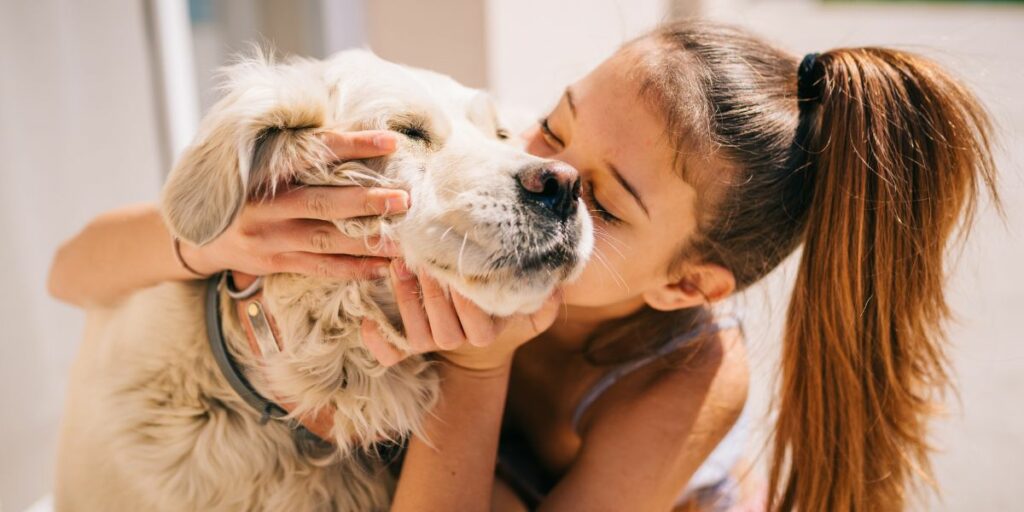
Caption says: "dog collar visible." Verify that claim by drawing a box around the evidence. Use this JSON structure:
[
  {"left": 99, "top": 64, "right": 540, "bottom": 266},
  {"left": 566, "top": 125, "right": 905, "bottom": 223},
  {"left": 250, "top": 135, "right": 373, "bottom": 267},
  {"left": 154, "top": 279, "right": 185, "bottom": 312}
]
[{"left": 205, "top": 272, "right": 336, "bottom": 443}]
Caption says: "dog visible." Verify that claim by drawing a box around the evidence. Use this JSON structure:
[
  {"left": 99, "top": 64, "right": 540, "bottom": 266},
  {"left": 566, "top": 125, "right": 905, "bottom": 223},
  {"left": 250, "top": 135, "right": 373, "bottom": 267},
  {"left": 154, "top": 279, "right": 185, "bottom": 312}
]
[{"left": 55, "top": 49, "right": 593, "bottom": 511}]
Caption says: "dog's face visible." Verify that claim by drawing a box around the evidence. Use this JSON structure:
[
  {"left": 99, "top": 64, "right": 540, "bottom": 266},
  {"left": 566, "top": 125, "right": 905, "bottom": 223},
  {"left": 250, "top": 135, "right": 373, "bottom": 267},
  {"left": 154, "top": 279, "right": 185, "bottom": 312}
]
[{"left": 163, "top": 50, "right": 592, "bottom": 315}]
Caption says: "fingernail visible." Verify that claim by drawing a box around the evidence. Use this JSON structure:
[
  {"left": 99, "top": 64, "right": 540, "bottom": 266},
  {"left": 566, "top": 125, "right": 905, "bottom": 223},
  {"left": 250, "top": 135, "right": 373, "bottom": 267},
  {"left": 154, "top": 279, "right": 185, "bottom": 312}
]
[
  {"left": 385, "top": 192, "right": 410, "bottom": 213},
  {"left": 393, "top": 259, "right": 415, "bottom": 280},
  {"left": 373, "top": 133, "right": 396, "bottom": 150}
]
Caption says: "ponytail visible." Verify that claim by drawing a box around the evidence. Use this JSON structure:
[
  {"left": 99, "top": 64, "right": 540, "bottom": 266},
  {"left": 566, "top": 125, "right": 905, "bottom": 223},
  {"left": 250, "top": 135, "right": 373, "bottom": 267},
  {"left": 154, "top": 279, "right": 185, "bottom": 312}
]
[
  {"left": 632, "top": 22, "right": 999, "bottom": 510},
  {"left": 770, "top": 48, "right": 998, "bottom": 511}
]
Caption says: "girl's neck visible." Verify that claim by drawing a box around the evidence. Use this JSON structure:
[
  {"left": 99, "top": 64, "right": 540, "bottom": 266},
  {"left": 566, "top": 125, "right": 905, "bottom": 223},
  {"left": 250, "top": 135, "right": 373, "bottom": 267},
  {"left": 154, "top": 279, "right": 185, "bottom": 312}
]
[{"left": 538, "top": 296, "right": 648, "bottom": 352}]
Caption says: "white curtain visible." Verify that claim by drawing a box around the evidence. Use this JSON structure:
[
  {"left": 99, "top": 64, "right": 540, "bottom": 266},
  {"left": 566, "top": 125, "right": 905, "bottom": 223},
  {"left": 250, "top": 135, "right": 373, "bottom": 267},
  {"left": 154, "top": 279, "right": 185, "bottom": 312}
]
[{"left": 0, "top": 1, "right": 164, "bottom": 509}]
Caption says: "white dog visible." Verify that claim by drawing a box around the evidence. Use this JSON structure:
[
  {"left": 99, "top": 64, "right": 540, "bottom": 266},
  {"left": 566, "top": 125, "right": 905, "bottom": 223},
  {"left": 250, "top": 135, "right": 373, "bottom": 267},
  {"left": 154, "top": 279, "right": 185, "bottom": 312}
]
[{"left": 55, "top": 50, "right": 593, "bottom": 511}]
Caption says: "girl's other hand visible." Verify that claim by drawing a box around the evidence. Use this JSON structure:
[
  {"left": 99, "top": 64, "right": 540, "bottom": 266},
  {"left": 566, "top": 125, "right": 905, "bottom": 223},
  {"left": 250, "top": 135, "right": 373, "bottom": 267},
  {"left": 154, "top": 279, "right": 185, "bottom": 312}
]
[
  {"left": 177, "top": 130, "right": 407, "bottom": 280},
  {"left": 361, "top": 259, "right": 563, "bottom": 372}
]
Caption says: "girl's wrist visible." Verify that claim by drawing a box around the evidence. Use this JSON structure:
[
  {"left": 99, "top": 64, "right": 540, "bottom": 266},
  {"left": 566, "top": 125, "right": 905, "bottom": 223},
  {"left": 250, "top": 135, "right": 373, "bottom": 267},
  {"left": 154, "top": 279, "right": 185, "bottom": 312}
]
[{"left": 175, "top": 239, "right": 220, "bottom": 277}]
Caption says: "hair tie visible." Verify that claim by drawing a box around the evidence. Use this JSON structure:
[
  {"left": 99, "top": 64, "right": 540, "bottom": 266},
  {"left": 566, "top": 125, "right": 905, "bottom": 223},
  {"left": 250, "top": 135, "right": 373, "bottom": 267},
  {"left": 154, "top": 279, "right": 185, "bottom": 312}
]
[
  {"left": 793, "top": 53, "right": 823, "bottom": 167},
  {"left": 797, "top": 52, "right": 823, "bottom": 110}
]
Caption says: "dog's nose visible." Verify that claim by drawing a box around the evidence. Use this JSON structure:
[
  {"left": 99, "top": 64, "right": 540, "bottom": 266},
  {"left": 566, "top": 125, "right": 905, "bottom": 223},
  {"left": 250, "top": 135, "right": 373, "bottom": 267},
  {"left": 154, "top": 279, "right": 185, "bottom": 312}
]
[{"left": 516, "top": 162, "right": 581, "bottom": 221}]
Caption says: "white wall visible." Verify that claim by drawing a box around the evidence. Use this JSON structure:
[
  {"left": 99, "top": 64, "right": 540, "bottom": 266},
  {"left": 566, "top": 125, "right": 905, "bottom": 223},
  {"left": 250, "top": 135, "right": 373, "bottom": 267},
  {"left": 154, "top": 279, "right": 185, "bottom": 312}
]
[
  {"left": 486, "top": 0, "right": 670, "bottom": 109},
  {"left": 0, "top": 1, "right": 165, "bottom": 509},
  {"left": 367, "top": 0, "right": 490, "bottom": 88},
  {"left": 362, "top": 0, "right": 671, "bottom": 109}
]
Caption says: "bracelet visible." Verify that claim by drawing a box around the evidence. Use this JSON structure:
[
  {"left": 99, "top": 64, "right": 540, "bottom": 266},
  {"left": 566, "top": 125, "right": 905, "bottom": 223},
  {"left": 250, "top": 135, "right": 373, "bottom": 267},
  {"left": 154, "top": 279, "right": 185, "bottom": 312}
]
[{"left": 173, "top": 237, "right": 208, "bottom": 278}]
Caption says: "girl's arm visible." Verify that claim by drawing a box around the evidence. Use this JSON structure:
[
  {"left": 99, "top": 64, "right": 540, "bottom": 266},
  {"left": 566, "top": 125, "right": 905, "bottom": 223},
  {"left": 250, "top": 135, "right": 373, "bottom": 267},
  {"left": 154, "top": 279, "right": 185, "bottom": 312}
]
[
  {"left": 361, "top": 262, "right": 561, "bottom": 512},
  {"left": 48, "top": 131, "right": 405, "bottom": 308},
  {"left": 391, "top": 362, "right": 513, "bottom": 512},
  {"left": 48, "top": 203, "right": 209, "bottom": 307}
]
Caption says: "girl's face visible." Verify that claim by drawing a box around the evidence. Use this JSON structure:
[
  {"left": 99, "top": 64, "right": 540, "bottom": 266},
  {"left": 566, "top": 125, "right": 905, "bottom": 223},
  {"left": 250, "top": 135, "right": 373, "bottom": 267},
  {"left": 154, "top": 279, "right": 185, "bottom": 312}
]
[{"left": 523, "top": 49, "right": 707, "bottom": 314}]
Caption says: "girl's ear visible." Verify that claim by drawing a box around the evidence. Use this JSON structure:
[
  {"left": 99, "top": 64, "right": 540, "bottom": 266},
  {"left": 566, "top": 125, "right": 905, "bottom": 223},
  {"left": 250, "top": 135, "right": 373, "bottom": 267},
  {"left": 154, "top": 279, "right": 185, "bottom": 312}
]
[{"left": 642, "top": 263, "right": 735, "bottom": 312}]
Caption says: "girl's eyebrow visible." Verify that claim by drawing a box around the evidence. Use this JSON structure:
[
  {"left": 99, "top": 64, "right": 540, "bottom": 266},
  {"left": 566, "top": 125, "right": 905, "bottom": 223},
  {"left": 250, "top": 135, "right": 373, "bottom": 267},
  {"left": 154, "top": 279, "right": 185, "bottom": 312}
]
[
  {"left": 605, "top": 161, "right": 650, "bottom": 219},
  {"left": 563, "top": 86, "right": 648, "bottom": 219},
  {"left": 564, "top": 88, "right": 577, "bottom": 117}
]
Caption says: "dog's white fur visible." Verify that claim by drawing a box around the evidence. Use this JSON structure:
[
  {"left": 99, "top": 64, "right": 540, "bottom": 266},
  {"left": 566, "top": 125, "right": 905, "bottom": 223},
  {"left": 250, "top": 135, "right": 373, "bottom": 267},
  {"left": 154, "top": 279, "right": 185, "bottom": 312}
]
[{"left": 55, "top": 50, "right": 592, "bottom": 511}]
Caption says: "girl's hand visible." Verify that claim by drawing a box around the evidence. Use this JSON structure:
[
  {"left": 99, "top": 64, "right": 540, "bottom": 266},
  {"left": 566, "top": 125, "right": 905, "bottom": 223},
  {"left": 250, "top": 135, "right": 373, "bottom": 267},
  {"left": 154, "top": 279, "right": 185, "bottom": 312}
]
[
  {"left": 177, "top": 130, "right": 407, "bottom": 280},
  {"left": 361, "top": 259, "right": 562, "bottom": 372}
]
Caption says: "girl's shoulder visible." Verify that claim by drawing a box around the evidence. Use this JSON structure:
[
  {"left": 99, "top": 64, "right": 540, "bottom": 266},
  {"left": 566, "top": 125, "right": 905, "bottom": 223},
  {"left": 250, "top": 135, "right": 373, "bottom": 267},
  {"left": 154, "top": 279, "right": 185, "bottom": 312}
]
[
  {"left": 562, "top": 323, "right": 750, "bottom": 508},
  {"left": 576, "top": 319, "right": 749, "bottom": 439}
]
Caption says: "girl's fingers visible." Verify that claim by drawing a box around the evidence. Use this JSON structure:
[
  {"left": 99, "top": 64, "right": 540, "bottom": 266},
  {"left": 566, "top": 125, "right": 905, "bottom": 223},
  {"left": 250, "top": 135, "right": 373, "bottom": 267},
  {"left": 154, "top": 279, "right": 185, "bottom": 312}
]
[
  {"left": 264, "top": 220, "right": 401, "bottom": 257},
  {"left": 417, "top": 273, "right": 466, "bottom": 350},
  {"left": 451, "top": 290, "right": 499, "bottom": 347},
  {"left": 361, "top": 318, "right": 406, "bottom": 367},
  {"left": 321, "top": 130, "right": 397, "bottom": 160},
  {"left": 389, "top": 260, "right": 436, "bottom": 354},
  {"left": 526, "top": 290, "right": 563, "bottom": 335},
  {"left": 253, "top": 186, "right": 409, "bottom": 222},
  {"left": 271, "top": 252, "right": 391, "bottom": 280},
  {"left": 502, "top": 292, "right": 561, "bottom": 341}
]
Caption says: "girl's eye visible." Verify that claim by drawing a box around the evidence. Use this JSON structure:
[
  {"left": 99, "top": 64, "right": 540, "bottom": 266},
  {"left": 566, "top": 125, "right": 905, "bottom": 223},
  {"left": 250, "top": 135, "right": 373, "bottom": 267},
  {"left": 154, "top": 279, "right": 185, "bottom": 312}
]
[
  {"left": 538, "top": 117, "right": 564, "bottom": 148},
  {"left": 584, "top": 182, "right": 620, "bottom": 224}
]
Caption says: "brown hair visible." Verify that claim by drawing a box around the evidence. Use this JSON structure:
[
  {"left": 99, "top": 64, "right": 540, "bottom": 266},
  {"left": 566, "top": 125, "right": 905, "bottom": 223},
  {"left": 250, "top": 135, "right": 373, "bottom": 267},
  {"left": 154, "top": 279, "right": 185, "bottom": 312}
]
[{"left": 619, "top": 21, "right": 999, "bottom": 511}]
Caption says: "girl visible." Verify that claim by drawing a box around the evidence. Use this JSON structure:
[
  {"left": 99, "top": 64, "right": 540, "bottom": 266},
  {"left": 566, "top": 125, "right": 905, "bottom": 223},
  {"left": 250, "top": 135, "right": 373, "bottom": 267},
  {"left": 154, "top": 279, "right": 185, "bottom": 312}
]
[{"left": 50, "top": 21, "right": 997, "bottom": 511}]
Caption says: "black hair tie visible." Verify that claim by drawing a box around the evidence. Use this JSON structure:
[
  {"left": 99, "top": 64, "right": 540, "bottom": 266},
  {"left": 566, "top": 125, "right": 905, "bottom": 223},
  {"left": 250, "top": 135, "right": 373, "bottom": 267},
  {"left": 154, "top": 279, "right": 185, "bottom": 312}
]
[
  {"left": 793, "top": 53, "right": 823, "bottom": 173},
  {"left": 797, "top": 52, "right": 823, "bottom": 111}
]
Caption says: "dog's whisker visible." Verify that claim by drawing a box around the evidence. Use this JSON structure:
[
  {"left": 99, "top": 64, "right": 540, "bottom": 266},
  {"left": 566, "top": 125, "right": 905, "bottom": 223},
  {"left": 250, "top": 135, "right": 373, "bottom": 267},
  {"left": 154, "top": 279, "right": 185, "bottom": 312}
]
[
  {"left": 592, "top": 247, "right": 629, "bottom": 292},
  {"left": 593, "top": 251, "right": 627, "bottom": 291},
  {"left": 457, "top": 232, "right": 469, "bottom": 277},
  {"left": 593, "top": 230, "right": 627, "bottom": 260},
  {"left": 592, "top": 225, "right": 626, "bottom": 250},
  {"left": 593, "top": 234, "right": 627, "bottom": 262},
  {"left": 512, "top": 234, "right": 521, "bottom": 266}
]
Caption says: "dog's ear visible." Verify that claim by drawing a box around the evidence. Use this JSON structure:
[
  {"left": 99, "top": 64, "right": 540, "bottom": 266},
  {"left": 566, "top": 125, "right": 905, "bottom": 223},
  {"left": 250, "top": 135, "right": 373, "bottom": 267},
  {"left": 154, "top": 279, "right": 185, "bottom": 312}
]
[{"left": 162, "top": 55, "right": 330, "bottom": 245}]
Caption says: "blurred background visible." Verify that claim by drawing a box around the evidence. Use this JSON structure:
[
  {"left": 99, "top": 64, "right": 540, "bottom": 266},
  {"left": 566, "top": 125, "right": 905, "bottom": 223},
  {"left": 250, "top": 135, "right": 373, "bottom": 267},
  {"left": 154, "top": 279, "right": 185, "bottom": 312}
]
[{"left": 0, "top": 0, "right": 1020, "bottom": 510}]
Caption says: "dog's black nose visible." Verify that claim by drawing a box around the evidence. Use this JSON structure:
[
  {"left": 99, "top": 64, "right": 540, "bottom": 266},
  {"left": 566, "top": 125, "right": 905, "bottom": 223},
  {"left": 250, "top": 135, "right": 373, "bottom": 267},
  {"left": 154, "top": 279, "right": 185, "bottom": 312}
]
[{"left": 516, "top": 162, "right": 581, "bottom": 221}]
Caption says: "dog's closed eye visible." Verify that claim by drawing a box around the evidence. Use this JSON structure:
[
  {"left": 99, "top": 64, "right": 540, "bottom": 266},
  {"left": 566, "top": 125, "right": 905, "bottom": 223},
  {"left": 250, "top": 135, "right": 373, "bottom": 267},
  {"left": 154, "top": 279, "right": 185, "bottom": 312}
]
[{"left": 392, "top": 123, "right": 431, "bottom": 145}]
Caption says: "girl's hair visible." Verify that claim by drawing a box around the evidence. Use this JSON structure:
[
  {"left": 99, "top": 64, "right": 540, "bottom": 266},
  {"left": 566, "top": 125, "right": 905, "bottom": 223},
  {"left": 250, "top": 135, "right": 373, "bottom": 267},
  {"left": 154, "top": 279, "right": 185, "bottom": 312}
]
[{"left": 618, "top": 20, "right": 999, "bottom": 511}]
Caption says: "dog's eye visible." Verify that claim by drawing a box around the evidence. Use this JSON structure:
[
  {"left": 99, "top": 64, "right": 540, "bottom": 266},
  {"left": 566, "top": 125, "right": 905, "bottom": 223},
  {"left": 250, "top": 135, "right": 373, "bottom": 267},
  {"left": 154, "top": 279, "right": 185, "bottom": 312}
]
[
  {"left": 495, "top": 128, "right": 510, "bottom": 140},
  {"left": 394, "top": 125, "right": 431, "bottom": 144}
]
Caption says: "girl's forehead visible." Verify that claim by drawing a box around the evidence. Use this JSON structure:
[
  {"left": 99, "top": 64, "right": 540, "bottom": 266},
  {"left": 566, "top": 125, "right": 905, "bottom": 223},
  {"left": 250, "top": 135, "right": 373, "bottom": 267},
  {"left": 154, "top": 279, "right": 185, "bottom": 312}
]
[
  {"left": 579, "top": 44, "right": 732, "bottom": 219},
  {"left": 578, "top": 64, "right": 683, "bottom": 170}
]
